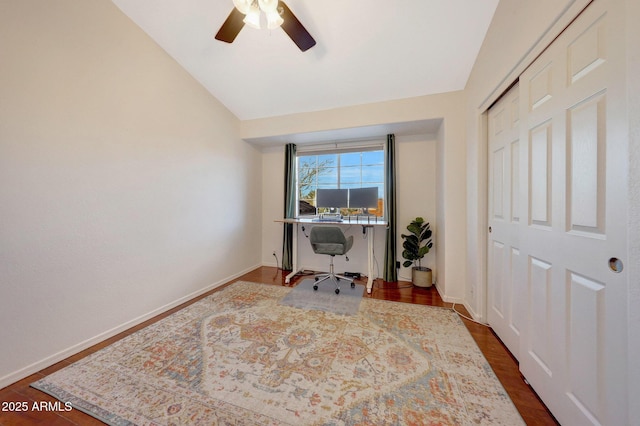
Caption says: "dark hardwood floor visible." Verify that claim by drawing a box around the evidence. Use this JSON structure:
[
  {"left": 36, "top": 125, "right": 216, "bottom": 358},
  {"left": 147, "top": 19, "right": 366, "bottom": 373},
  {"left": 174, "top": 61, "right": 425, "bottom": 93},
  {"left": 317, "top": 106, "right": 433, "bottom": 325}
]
[{"left": 0, "top": 267, "right": 558, "bottom": 425}]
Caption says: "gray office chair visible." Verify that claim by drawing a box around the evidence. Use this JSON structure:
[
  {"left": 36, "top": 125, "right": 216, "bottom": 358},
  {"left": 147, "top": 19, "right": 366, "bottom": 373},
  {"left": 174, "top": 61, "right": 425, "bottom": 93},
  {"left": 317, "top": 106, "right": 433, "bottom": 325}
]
[{"left": 309, "top": 226, "right": 355, "bottom": 294}]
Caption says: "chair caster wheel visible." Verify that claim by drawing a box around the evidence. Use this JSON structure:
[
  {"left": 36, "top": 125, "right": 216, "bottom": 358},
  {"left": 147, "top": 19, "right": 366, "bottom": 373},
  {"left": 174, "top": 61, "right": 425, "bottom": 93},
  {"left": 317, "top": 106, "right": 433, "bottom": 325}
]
[
  {"left": 314, "top": 277, "right": 319, "bottom": 281},
  {"left": 335, "top": 288, "right": 340, "bottom": 294},
  {"left": 313, "top": 285, "right": 318, "bottom": 291},
  {"left": 351, "top": 282, "right": 355, "bottom": 288}
]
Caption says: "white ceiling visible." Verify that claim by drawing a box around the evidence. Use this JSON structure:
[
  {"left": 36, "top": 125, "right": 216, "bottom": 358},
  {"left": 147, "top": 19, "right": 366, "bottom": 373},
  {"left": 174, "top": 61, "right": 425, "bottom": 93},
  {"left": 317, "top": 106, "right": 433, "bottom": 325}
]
[{"left": 111, "top": 0, "right": 499, "bottom": 123}]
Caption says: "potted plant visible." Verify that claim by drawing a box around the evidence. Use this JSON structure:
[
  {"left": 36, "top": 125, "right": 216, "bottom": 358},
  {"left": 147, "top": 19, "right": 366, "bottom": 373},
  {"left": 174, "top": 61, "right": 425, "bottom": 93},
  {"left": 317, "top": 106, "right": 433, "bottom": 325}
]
[{"left": 401, "top": 217, "right": 433, "bottom": 287}]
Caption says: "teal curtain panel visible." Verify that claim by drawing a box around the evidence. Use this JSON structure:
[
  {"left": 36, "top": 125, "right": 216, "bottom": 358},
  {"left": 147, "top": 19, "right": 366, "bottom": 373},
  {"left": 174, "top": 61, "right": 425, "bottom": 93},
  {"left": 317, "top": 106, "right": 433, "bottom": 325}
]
[
  {"left": 282, "top": 143, "right": 297, "bottom": 270},
  {"left": 383, "top": 134, "right": 397, "bottom": 282}
]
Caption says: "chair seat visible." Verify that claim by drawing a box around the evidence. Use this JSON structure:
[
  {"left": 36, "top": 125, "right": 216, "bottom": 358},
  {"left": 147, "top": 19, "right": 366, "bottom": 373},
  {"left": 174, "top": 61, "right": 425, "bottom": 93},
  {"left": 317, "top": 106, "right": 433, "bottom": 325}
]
[{"left": 309, "top": 226, "right": 354, "bottom": 294}]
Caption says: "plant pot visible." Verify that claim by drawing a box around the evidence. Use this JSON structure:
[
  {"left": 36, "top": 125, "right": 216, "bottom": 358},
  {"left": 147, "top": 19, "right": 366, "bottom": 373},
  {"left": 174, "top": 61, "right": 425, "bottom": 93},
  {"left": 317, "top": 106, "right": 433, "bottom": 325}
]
[{"left": 412, "top": 267, "right": 433, "bottom": 288}]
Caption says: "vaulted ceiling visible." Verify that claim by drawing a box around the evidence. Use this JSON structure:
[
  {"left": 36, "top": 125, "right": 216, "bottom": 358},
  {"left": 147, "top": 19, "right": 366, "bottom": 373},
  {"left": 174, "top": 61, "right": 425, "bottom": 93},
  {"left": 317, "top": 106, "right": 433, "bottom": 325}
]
[{"left": 111, "top": 0, "right": 499, "bottom": 122}]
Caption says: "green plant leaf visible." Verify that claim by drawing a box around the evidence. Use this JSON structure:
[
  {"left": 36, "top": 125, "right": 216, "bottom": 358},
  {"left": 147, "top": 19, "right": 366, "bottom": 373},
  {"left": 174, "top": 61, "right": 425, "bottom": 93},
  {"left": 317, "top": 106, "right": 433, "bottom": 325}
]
[
  {"left": 402, "top": 235, "right": 418, "bottom": 245},
  {"left": 407, "top": 223, "right": 423, "bottom": 236},
  {"left": 401, "top": 249, "right": 416, "bottom": 260},
  {"left": 402, "top": 242, "right": 416, "bottom": 253}
]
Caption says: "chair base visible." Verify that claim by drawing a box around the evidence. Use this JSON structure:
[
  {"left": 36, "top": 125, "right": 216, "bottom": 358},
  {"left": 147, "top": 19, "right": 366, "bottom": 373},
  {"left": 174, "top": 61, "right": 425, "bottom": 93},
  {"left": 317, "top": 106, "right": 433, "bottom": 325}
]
[{"left": 313, "top": 272, "right": 355, "bottom": 295}]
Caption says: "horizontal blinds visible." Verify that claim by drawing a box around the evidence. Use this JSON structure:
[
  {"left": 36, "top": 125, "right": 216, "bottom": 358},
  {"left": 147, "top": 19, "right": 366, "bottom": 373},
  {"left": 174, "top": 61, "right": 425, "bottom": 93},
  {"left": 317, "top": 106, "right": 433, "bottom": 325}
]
[{"left": 296, "top": 139, "right": 384, "bottom": 156}]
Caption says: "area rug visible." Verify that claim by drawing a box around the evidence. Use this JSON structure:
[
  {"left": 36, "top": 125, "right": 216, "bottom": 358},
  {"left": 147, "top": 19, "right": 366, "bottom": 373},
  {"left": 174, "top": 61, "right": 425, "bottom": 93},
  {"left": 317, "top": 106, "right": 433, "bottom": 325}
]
[
  {"left": 32, "top": 281, "right": 524, "bottom": 425},
  {"left": 279, "top": 277, "right": 364, "bottom": 315}
]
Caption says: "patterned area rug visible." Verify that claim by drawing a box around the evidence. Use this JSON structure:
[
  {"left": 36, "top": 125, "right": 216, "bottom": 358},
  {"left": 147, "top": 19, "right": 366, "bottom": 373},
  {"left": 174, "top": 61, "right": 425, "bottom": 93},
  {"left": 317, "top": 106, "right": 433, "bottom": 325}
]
[
  {"left": 279, "top": 277, "right": 365, "bottom": 315},
  {"left": 32, "top": 281, "right": 524, "bottom": 425}
]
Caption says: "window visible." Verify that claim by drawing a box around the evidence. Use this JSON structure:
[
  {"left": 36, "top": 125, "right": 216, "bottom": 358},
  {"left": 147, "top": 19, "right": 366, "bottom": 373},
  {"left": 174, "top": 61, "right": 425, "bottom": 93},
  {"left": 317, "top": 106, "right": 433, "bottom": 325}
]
[{"left": 297, "top": 147, "right": 385, "bottom": 217}]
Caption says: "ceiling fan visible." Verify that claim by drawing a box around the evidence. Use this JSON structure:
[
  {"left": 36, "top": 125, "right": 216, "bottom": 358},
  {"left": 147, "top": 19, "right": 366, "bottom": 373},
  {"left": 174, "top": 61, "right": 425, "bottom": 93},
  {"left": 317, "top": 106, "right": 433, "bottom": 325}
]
[{"left": 215, "top": 0, "right": 316, "bottom": 52}]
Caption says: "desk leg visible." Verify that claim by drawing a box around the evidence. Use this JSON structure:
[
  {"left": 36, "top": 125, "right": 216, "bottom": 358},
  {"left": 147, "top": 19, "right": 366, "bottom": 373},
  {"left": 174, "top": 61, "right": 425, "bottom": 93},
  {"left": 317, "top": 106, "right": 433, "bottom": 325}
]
[
  {"left": 366, "top": 226, "right": 374, "bottom": 294},
  {"left": 285, "top": 222, "right": 302, "bottom": 284},
  {"left": 285, "top": 272, "right": 293, "bottom": 283}
]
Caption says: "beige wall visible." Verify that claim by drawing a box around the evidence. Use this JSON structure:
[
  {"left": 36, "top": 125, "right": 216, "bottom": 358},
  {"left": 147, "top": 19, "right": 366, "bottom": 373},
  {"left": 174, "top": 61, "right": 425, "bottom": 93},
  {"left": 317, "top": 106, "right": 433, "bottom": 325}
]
[
  {"left": 396, "top": 135, "right": 438, "bottom": 281},
  {"left": 0, "top": 0, "right": 262, "bottom": 387},
  {"left": 261, "top": 148, "right": 285, "bottom": 266}
]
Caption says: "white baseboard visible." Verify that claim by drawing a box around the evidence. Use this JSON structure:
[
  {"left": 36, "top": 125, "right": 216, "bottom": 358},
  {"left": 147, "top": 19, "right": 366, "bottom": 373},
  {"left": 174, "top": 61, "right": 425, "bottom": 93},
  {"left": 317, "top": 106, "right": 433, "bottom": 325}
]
[
  {"left": 461, "top": 301, "right": 485, "bottom": 323},
  {"left": 435, "top": 284, "right": 465, "bottom": 305},
  {"left": 0, "top": 263, "right": 261, "bottom": 389},
  {"left": 435, "top": 284, "right": 486, "bottom": 322}
]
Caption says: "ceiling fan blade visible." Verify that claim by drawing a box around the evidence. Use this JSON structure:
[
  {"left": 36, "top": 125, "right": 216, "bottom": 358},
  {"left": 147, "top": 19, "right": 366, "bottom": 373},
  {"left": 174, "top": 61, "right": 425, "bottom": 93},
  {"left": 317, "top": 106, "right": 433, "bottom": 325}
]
[
  {"left": 279, "top": 1, "right": 316, "bottom": 52},
  {"left": 215, "top": 7, "right": 245, "bottom": 43}
]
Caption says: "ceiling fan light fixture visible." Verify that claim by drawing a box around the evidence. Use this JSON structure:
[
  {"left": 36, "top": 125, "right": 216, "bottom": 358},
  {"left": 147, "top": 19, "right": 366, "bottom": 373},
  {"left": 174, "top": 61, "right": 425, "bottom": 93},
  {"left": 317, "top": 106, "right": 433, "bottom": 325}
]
[
  {"left": 232, "top": 0, "right": 251, "bottom": 15},
  {"left": 243, "top": 4, "right": 262, "bottom": 29},
  {"left": 259, "top": 0, "right": 283, "bottom": 29},
  {"left": 257, "top": 0, "right": 278, "bottom": 12},
  {"left": 265, "top": 10, "right": 284, "bottom": 29},
  {"left": 216, "top": 0, "right": 316, "bottom": 51}
]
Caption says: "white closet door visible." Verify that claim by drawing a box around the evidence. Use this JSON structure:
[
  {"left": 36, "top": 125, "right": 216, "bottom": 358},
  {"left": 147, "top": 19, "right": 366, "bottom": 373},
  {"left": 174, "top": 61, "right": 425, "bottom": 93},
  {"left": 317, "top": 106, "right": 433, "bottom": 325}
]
[
  {"left": 516, "top": 0, "right": 628, "bottom": 424},
  {"left": 487, "top": 83, "right": 523, "bottom": 359}
]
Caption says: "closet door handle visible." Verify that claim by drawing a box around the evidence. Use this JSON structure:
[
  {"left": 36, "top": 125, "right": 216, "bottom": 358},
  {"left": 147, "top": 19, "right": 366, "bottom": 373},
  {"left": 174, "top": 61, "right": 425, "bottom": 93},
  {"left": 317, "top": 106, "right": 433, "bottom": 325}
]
[{"left": 609, "top": 258, "right": 623, "bottom": 273}]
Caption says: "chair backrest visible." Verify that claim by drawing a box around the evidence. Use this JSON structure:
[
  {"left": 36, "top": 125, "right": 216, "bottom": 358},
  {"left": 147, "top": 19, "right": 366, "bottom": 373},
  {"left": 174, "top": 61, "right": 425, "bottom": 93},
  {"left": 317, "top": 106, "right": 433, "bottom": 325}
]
[{"left": 310, "top": 226, "right": 353, "bottom": 256}]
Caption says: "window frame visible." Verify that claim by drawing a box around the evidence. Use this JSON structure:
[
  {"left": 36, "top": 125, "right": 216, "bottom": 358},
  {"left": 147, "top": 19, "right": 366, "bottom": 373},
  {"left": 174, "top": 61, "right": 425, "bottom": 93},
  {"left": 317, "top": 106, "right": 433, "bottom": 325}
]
[{"left": 296, "top": 142, "right": 386, "bottom": 218}]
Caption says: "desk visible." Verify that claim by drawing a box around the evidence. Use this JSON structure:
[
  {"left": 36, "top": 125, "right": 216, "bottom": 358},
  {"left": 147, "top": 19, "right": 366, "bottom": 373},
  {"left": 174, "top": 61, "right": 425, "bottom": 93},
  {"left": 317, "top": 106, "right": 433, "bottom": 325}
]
[{"left": 277, "top": 217, "right": 387, "bottom": 294}]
